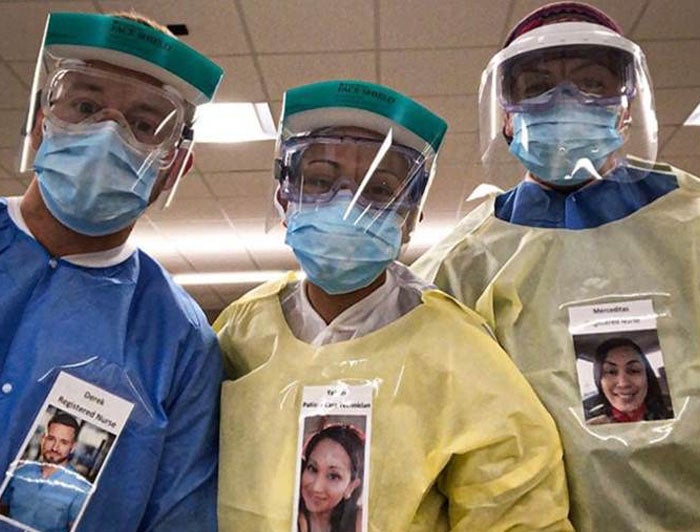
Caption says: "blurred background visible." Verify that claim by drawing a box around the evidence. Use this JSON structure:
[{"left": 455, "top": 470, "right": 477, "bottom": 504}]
[{"left": 1, "top": 0, "right": 698, "bottom": 321}]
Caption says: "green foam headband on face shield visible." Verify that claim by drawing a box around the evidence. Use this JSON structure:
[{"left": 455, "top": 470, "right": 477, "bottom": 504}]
[
  {"left": 280, "top": 80, "right": 447, "bottom": 154},
  {"left": 43, "top": 12, "right": 223, "bottom": 105}
]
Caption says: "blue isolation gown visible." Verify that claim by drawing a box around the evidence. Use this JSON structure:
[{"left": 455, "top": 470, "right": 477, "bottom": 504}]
[{"left": 0, "top": 198, "right": 222, "bottom": 532}]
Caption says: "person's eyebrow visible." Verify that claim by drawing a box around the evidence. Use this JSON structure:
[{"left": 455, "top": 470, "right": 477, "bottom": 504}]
[
  {"left": 568, "top": 59, "right": 616, "bottom": 76},
  {"left": 304, "top": 158, "right": 340, "bottom": 168},
  {"left": 69, "top": 79, "right": 105, "bottom": 94}
]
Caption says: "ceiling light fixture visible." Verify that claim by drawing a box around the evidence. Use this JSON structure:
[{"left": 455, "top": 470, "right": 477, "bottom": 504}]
[
  {"left": 193, "top": 102, "right": 276, "bottom": 143},
  {"left": 683, "top": 101, "right": 700, "bottom": 126}
]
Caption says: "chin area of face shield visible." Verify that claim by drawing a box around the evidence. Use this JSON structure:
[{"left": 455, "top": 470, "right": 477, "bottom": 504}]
[
  {"left": 499, "top": 45, "right": 635, "bottom": 112},
  {"left": 276, "top": 134, "right": 429, "bottom": 212},
  {"left": 42, "top": 63, "right": 188, "bottom": 167}
]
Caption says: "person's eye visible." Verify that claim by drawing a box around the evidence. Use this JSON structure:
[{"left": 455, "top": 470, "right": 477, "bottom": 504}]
[
  {"left": 73, "top": 99, "right": 100, "bottom": 115},
  {"left": 577, "top": 78, "right": 605, "bottom": 94},
  {"left": 132, "top": 119, "right": 157, "bottom": 134},
  {"left": 328, "top": 473, "right": 342, "bottom": 481},
  {"left": 603, "top": 368, "right": 617, "bottom": 377},
  {"left": 305, "top": 463, "right": 317, "bottom": 473},
  {"left": 301, "top": 173, "right": 336, "bottom": 193}
]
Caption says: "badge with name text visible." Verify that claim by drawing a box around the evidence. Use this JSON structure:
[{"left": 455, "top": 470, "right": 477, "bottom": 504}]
[
  {"left": 568, "top": 299, "right": 674, "bottom": 425},
  {"left": 0, "top": 372, "right": 133, "bottom": 532},
  {"left": 292, "top": 384, "right": 372, "bottom": 532}
]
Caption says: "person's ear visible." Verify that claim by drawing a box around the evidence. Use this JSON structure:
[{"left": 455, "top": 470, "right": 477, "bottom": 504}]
[
  {"left": 148, "top": 148, "right": 194, "bottom": 204},
  {"left": 274, "top": 185, "right": 289, "bottom": 227},
  {"left": 30, "top": 108, "right": 45, "bottom": 151},
  {"left": 343, "top": 478, "right": 361, "bottom": 500},
  {"left": 503, "top": 113, "right": 514, "bottom": 142}
]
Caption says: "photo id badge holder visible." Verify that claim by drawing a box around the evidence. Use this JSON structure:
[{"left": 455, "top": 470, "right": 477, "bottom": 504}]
[
  {"left": 0, "top": 371, "right": 133, "bottom": 532},
  {"left": 292, "top": 383, "right": 372, "bottom": 532},
  {"left": 568, "top": 298, "right": 675, "bottom": 427}
]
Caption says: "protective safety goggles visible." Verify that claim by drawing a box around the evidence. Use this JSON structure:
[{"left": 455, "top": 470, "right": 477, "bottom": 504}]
[
  {"left": 499, "top": 45, "right": 635, "bottom": 112},
  {"left": 275, "top": 135, "right": 429, "bottom": 210},
  {"left": 42, "top": 63, "right": 188, "bottom": 159}
]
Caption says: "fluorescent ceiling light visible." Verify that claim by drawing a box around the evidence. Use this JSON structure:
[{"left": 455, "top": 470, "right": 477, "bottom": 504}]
[
  {"left": 193, "top": 102, "right": 276, "bottom": 143},
  {"left": 684, "top": 101, "right": 700, "bottom": 126},
  {"left": 174, "top": 270, "right": 304, "bottom": 286}
]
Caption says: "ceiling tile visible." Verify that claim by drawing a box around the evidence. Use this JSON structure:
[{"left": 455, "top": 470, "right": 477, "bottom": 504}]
[
  {"left": 0, "top": 148, "right": 20, "bottom": 175},
  {"left": 220, "top": 194, "right": 270, "bottom": 220},
  {"left": 0, "top": 2, "right": 96, "bottom": 62},
  {"left": 416, "top": 95, "right": 478, "bottom": 133},
  {"left": 381, "top": 48, "right": 493, "bottom": 96},
  {"left": 176, "top": 170, "right": 214, "bottom": 199},
  {"left": 7, "top": 62, "right": 34, "bottom": 87},
  {"left": 98, "top": 0, "right": 250, "bottom": 55},
  {"left": 248, "top": 249, "right": 299, "bottom": 271},
  {"left": 194, "top": 140, "right": 275, "bottom": 173},
  {"left": 660, "top": 127, "right": 700, "bottom": 156},
  {"left": 180, "top": 285, "right": 225, "bottom": 311},
  {"left": 258, "top": 52, "right": 376, "bottom": 100},
  {"left": 633, "top": 0, "right": 700, "bottom": 40},
  {"left": 0, "top": 110, "right": 24, "bottom": 148},
  {"left": 657, "top": 126, "right": 676, "bottom": 152},
  {"left": 438, "top": 132, "right": 479, "bottom": 166},
  {"left": 380, "top": 0, "right": 510, "bottom": 49},
  {"left": 643, "top": 41, "right": 700, "bottom": 89},
  {"left": 241, "top": 0, "right": 374, "bottom": 53},
  {"left": 147, "top": 197, "right": 228, "bottom": 222},
  {"left": 186, "top": 248, "right": 257, "bottom": 273},
  {"left": 655, "top": 88, "right": 700, "bottom": 126},
  {"left": 202, "top": 170, "right": 272, "bottom": 199},
  {"left": 208, "top": 56, "right": 267, "bottom": 102},
  {"left": 0, "top": 64, "right": 29, "bottom": 110},
  {"left": 0, "top": 177, "right": 27, "bottom": 196},
  {"left": 664, "top": 157, "right": 700, "bottom": 176}
]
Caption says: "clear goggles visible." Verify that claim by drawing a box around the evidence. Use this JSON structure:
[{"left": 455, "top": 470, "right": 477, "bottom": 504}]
[
  {"left": 276, "top": 134, "right": 430, "bottom": 212},
  {"left": 498, "top": 45, "right": 636, "bottom": 112},
  {"left": 41, "top": 63, "right": 189, "bottom": 164}
]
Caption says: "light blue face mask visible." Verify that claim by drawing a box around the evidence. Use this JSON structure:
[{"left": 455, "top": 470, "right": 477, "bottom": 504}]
[
  {"left": 285, "top": 193, "right": 403, "bottom": 295},
  {"left": 509, "top": 100, "right": 624, "bottom": 187},
  {"left": 35, "top": 121, "right": 160, "bottom": 236}
]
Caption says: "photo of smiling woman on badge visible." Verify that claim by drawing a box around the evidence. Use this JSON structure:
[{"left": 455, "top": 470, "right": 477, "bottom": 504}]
[
  {"left": 589, "top": 337, "right": 673, "bottom": 424},
  {"left": 297, "top": 424, "right": 364, "bottom": 532}
]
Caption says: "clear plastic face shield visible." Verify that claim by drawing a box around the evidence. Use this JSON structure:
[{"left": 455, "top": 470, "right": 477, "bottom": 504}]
[{"left": 478, "top": 22, "right": 658, "bottom": 189}]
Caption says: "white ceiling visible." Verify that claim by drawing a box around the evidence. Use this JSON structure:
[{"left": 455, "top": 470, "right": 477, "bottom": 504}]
[{"left": 1, "top": 0, "right": 699, "bottom": 320}]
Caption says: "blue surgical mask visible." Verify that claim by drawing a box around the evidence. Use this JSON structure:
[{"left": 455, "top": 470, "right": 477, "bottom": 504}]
[
  {"left": 509, "top": 101, "right": 624, "bottom": 187},
  {"left": 285, "top": 193, "right": 403, "bottom": 295},
  {"left": 34, "top": 121, "right": 160, "bottom": 236}
]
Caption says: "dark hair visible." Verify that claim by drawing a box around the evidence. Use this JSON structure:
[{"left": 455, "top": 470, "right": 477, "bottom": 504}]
[
  {"left": 593, "top": 337, "right": 668, "bottom": 420},
  {"left": 109, "top": 10, "right": 174, "bottom": 36},
  {"left": 47, "top": 411, "right": 81, "bottom": 441},
  {"left": 300, "top": 425, "right": 364, "bottom": 532}
]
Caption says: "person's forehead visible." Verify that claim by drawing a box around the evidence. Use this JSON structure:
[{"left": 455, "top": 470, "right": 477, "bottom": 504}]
[
  {"left": 312, "top": 438, "right": 352, "bottom": 465},
  {"left": 47, "top": 422, "right": 75, "bottom": 438},
  {"left": 85, "top": 60, "right": 166, "bottom": 88},
  {"left": 605, "top": 346, "right": 642, "bottom": 361}
]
